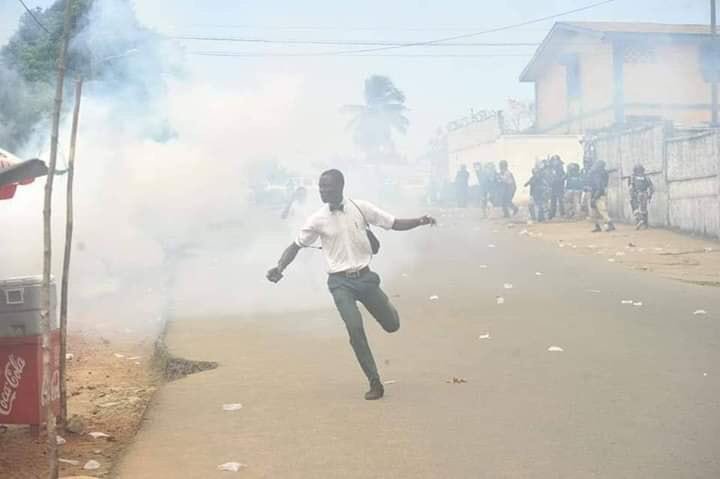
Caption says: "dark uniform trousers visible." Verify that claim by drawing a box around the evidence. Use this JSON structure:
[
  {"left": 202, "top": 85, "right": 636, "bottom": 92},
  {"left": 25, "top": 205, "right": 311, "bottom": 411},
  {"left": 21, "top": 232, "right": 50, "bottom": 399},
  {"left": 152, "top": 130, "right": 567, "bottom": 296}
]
[{"left": 327, "top": 269, "right": 400, "bottom": 383}]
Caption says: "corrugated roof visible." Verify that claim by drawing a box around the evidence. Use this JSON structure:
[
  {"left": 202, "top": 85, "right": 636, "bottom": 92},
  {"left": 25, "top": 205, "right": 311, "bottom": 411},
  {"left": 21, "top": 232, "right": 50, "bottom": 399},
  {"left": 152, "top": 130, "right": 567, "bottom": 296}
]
[{"left": 562, "top": 21, "right": 711, "bottom": 35}]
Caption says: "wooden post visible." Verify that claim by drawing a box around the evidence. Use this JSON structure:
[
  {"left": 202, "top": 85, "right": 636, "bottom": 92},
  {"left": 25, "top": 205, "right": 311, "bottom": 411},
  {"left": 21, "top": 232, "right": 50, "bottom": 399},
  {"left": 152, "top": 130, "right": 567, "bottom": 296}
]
[
  {"left": 42, "top": 1, "right": 73, "bottom": 477},
  {"left": 58, "top": 78, "right": 83, "bottom": 427}
]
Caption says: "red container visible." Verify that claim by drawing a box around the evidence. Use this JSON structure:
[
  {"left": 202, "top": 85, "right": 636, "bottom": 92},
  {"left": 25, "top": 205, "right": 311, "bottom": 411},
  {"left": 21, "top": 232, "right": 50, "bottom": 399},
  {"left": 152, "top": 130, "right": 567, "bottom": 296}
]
[{"left": 0, "top": 330, "right": 60, "bottom": 425}]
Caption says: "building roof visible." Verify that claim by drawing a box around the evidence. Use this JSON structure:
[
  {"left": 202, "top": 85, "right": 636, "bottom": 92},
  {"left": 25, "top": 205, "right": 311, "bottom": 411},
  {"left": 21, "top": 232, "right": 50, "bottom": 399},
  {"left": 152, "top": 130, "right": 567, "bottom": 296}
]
[
  {"left": 520, "top": 21, "right": 714, "bottom": 82},
  {"left": 564, "top": 21, "right": 712, "bottom": 35}
]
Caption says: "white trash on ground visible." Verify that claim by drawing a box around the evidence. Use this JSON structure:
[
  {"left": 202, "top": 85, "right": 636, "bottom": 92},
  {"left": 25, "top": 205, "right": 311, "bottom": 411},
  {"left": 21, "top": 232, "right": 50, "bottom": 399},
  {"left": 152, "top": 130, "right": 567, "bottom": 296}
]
[
  {"left": 633, "top": 302, "right": 643, "bottom": 307},
  {"left": 496, "top": 297, "right": 505, "bottom": 305},
  {"left": 383, "top": 380, "right": 398, "bottom": 385},
  {"left": 113, "top": 353, "right": 125, "bottom": 359},
  {"left": 56, "top": 435, "right": 66, "bottom": 445},
  {"left": 488, "top": 244, "right": 496, "bottom": 248},
  {"left": 222, "top": 403, "right": 243, "bottom": 411},
  {"left": 429, "top": 295, "right": 440, "bottom": 301},
  {"left": 478, "top": 334, "right": 491, "bottom": 340},
  {"left": 503, "top": 283, "right": 513, "bottom": 289},
  {"left": 83, "top": 460, "right": 101, "bottom": 470},
  {"left": 88, "top": 432, "right": 111, "bottom": 439},
  {"left": 586, "top": 289, "right": 601, "bottom": 294},
  {"left": 547, "top": 346, "right": 564, "bottom": 352},
  {"left": 218, "top": 462, "right": 248, "bottom": 472},
  {"left": 694, "top": 310, "right": 708, "bottom": 315},
  {"left": 621, "top": 300, "right": 634, "bottom": 305},
  {"left": 535, "top": 272, "right": 543, "bottom": 276},
  {"left": 59, "top": 459, "right": 80, "bottom": 466}
]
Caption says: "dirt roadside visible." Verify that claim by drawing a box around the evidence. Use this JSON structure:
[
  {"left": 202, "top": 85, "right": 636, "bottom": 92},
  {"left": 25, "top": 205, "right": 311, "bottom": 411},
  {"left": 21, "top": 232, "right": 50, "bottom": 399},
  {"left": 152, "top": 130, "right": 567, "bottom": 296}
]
[
  {"left": 0, "top": 333, "right": 158, "bottom": 479},
  {"left": 507, "top": 218, "right": 720, "bottom": 287}
]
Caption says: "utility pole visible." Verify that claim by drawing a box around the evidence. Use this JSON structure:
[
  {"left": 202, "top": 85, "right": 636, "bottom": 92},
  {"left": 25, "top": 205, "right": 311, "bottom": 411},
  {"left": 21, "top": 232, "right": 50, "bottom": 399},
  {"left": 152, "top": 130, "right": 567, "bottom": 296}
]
[
  {"left": 59, "top": 78, "right": 83, "bottom": 427},
  {"left": 712, "top": 0, "right": 718, "bottom": 125},
  {"left": 42, "top": 0, "right": 73, "bottom": 477}
]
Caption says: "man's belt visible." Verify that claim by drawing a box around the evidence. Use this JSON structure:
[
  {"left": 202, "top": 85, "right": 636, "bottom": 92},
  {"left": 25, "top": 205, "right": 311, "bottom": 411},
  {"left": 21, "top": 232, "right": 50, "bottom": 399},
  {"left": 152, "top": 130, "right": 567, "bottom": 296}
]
[{"left": 330, "top": 266, "right": 370, "bottom": 279}]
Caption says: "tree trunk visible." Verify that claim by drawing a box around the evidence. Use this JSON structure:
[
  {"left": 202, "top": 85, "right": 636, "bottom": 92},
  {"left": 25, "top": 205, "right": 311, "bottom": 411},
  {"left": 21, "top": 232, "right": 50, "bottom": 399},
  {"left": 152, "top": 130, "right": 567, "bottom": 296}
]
[
  {"left": 59, "top": 78, "right": 83, "bottom": 427},
  {"left": 42, "top": 1, "right": 74, "bottom": 478}
]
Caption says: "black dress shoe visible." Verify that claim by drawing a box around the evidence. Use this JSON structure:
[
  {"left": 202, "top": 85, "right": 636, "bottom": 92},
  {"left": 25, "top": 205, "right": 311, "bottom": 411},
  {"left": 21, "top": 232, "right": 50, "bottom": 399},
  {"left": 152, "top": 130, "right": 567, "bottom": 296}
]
[{"left": 364, "top": 381, "right": 384, "bottom": 400}]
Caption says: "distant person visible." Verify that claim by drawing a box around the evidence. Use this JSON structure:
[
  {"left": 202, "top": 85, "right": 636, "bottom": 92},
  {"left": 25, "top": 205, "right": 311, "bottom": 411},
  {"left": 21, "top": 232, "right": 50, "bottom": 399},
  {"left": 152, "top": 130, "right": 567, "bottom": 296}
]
[
  {"left": 628, "top": 164, "right": 654, "bottom": 230},
  {"left": 281, "top": 186, "right": 308, "bottom": 220},
  {"left": 547, "top": 155, "right": 566, "bottom": 220},
  {"left": 455, "top": 164, "right": 470, "bottom": 208},
  {"left": 589, "top": 160, "right": 615, "bottom": 232},
  {"left": 563, "top": 162, "right": 583, "bottom": 219},
  {"left": 497, "top": 160, "right": 519, "bottom": 218},
  {"left": 525, "top": 161, "right": 549, "bottom": 222},
  {"left": 266, "top": 169, "right": 437, "bottom": 400},
  {"left": 580, "top": 140, "right": 596, "bottom": 217}
]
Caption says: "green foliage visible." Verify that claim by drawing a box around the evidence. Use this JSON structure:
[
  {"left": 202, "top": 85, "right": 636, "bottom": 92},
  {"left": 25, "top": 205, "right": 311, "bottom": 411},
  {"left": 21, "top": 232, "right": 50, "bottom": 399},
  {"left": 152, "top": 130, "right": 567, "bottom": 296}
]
[
  {"left": 2, "top": 0, "right": 94, "bottom": 84},
  {"left": 342, "top": 75, "right": 409, "bottom": 163}
]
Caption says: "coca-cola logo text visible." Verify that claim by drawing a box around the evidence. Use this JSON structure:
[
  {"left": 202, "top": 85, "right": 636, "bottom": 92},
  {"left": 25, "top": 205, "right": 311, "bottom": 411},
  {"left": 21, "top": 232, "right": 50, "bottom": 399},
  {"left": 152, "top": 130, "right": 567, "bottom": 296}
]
[{"left": 0, "top": 354, "right": 26, "bottom": 416}]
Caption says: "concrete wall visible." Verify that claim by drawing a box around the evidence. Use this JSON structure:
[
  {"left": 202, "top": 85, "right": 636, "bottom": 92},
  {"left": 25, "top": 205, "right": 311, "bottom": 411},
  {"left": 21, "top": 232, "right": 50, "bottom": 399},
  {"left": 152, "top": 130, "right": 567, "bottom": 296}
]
[
  {"left": 449, "top": 134, "right": 583, "bottom": 202},
  {"left": 532, "top": 35, "right": 713, "bottom": 133},
  {"left": 594, "top": 123, "right": 720, "bottom": 238},
  {"left": 666, "top": 131, "right": 720, "bottom": 237}
]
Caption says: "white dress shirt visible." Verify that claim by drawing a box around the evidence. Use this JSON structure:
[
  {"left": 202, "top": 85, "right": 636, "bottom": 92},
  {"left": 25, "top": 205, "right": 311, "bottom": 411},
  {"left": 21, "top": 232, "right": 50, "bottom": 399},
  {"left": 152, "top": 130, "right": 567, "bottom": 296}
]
[{"left": 295, "top": 199, "right": 396, "bottom": 274}]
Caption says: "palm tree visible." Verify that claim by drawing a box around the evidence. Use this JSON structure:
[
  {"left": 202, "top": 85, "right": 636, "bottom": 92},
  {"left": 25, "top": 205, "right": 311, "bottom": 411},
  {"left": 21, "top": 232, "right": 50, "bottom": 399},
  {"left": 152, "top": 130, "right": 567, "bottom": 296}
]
[{"left": 342, "top": 75, "right": 409, "bottom": 163}]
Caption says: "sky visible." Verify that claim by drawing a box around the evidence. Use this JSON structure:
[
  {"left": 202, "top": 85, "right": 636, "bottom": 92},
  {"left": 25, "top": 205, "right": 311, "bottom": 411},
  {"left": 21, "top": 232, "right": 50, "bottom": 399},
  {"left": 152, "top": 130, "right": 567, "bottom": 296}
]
[{"left": 0, "top": 0, "right": 710, "bottom": 160}]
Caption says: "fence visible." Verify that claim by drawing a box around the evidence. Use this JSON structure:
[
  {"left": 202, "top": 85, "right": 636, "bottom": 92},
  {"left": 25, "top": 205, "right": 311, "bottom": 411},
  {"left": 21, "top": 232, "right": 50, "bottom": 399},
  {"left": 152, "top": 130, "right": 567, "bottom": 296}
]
[{"left": 593, "top": 123, "right": 720, "bottom": 238}]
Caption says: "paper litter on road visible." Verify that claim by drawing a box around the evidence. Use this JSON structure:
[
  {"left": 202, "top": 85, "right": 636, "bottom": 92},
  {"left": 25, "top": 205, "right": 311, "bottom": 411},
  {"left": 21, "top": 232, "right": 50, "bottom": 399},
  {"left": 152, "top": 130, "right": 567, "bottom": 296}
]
[
  {"left": 547, "top": 346, "right": 564, "bottom": 352},
  {"left": 503, "top": 283, "right": 513, "bottom": 289},
  {"left": 704, "top": 372, "right": 709, "bottom": 377},
  {"left": 65, "top": 353, "right": 74, "bottom": 361},
  {"left": 59, "top": 459, "right": 80, "bottom": 466},
  {"left": 113, "top": 353, "right": 125, "bottom": 359},
  {"left": 535, "top": 272, "right": 543, "bottom": 276},
  {"left": 401, "top": 273, "right": 409, "bottom": 278},
  {"left": 446, "top": 377, "right": 468, "bottom": 384},
  {"left": 496, "top": 296, "right": 505, "bottom": 305},
  {"left": 621, "top": 300, "right": 634, "bottom": 305},
  {"left": 479, "top": 264, "right": 488, "bottom": 269},
  {"left": 88, "top": 432, "right": 111, "bottom": 439},
  {"left": 127, "top": 356, "right": 141, "bottom": 361},
  {"left": 608, "top": 258, "right": 616, "bottom": 263},
  {"left": 429, "top": 295, "right": 440, "bottom": 301},
  {"left": 218, "top": 462, "right": 247, "bottom": 472},
  {"left": 632, "top": 302, "right": 643, "bottom": 307},
  {"left": 222, "top": 403, "right": 243, "bottom": 411},
  {"left": 705, "top": 247, "right": 714, "bottom": 252},
  {"left": 694, "top": 310, "right": 708, "bottom": 315},
  {"left": 488, "top": 244, "right": 496, "bottom": 248},
  {"left": 587, "top": 289, "right": 601, "bottom": 294},
  {"left": 83, "top": 460, "right": 101, "bottom": 470},
  {"left": 478, "top": 334, "right": 491, "bottom": 340},
  {"left": 56, "top": 435, "right": 66, "bottom": 445},
  {"left": 383, "top": 380, "right": 398, "bottom": 385},
  {"left": 519, "top": 229, "right": 529, "bottom": 236}
]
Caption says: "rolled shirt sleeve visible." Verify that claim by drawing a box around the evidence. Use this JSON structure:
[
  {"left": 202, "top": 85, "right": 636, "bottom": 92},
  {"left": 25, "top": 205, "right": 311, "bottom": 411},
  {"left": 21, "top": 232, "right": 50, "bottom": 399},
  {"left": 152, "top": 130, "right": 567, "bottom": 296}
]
[
  {"left": 355, "top": 200, "right": 396, "bottom": 230},
  {"left": 295, "top": 217, "right": 320, "bottom": 248}
]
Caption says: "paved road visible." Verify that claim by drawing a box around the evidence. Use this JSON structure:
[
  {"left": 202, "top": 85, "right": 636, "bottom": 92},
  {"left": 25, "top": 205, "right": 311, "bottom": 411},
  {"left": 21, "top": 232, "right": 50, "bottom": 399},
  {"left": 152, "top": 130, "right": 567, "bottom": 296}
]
[{"left": 117, "top": 214, "right": 720, "bottom": 478}]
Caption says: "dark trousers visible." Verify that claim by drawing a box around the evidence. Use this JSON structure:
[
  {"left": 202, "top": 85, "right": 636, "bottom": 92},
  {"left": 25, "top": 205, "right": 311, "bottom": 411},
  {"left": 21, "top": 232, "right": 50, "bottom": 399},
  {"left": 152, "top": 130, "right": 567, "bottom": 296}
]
[
  {"left": 549, "top": 193, "right": 565, "bottom": 219},
  {"left": 328, "top": 269, "right": 400, "bottom": 384}
]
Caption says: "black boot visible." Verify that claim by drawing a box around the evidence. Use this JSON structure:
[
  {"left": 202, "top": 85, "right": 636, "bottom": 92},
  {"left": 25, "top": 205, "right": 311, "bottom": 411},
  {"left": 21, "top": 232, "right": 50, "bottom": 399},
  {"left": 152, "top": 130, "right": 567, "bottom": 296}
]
[
  {"left": 365, "top": 379, "right": 385, "bottom": 400},
  {"left": 591, "top": 223, "right": 602, "bottom": 233}
]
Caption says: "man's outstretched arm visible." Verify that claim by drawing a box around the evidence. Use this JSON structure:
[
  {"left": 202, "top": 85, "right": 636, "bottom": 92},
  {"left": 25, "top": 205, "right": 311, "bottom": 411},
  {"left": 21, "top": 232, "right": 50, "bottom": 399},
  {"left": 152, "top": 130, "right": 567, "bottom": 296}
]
[
  {"left": 266, "top": 242, "right": 301, "bottom": 283},
  {"left": 391, "top": 215, "right": 437, "bottom": 231}
]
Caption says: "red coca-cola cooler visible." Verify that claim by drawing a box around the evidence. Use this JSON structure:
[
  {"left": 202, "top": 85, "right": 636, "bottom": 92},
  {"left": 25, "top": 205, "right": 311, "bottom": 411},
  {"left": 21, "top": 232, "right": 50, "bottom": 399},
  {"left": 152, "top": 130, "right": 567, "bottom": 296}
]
[{"left": 0, "top": 276, "right": 60, "bottom": 427}]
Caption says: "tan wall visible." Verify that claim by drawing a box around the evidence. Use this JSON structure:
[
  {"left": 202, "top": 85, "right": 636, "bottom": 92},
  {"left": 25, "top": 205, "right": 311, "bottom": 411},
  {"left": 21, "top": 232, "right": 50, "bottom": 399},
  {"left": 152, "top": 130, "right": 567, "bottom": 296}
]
[
  {"left": 533, "top": 36, "right": 713, "bottom": 133},
  {"left": 535, "top": 63, "right": 568, "bottom": 132},
  {"left": 448, "top": 135, "right": 583, "bottom": 202}
]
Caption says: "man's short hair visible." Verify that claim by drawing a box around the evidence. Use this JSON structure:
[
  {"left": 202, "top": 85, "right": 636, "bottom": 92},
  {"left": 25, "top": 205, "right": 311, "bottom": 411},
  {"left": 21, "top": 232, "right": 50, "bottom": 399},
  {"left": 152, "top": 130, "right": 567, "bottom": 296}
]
[{"left": 320, "top": 169, "right": 345, "bottom": 188}]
